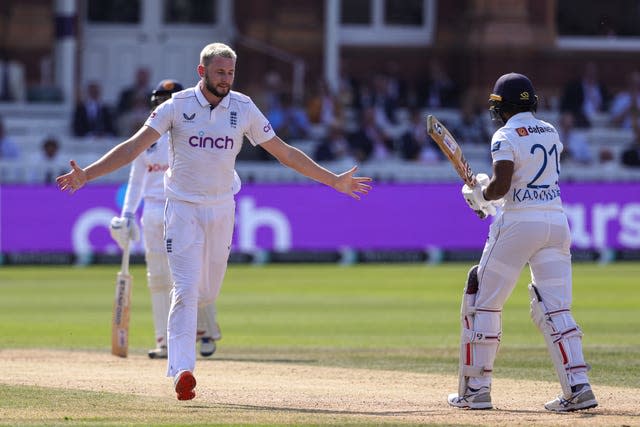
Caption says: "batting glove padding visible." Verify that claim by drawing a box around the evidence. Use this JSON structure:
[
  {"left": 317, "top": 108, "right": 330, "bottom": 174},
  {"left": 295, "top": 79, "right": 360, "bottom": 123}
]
[
  {"left": 461, "top": 173, "right": 497, "bottom": 219},
  {"left": 109, "top": 212, "right": 140, "bottom": 249}
]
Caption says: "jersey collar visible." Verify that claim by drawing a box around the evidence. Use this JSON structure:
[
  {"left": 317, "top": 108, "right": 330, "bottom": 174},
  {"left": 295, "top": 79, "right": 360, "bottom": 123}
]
[
  {"left": 506, "top": 111, "right": 534, "bottom": 126},
  {"left": 195, "top": 83, "right": 230, "bottom": 110}
]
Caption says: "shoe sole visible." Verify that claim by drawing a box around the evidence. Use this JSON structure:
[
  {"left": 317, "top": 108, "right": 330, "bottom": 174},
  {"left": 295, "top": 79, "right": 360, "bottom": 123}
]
[
  {"left": 447, "top": 393, "right": 492, "bottom": 410},
  {"left": 175, "top": 371, "right": 196, "bottom": 401},
  {"left": 545, "top": 400, "right": 598, "bottom": 412},
  {"left": 200, "top": 340, "right": 216, "bottom": 357},
  {"left": 148, "top": 352, "right": 167, "bottom": 359}
]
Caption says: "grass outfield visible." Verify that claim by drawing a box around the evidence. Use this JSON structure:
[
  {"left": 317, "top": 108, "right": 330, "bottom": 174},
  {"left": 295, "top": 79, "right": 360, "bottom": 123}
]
[
  {"left": 0, "top": 263, "right": 639, "bottom": 425},
  {"left": 1, "top": 263, "right": 638, "bottom": 385}
]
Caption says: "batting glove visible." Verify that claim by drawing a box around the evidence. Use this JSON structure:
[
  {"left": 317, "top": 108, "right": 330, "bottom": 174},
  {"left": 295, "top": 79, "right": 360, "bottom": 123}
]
[
  {"left": 461, "top": 173, "right": 497, "bottom": 219},
  {"left": 109, "top": 212, "right": 140, "bottom": 249}
]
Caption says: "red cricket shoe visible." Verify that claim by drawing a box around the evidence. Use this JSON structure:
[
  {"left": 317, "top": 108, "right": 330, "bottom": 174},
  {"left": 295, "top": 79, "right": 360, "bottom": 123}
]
[{"left": 174, "top": 370, "right": 196, "bottom": 400}]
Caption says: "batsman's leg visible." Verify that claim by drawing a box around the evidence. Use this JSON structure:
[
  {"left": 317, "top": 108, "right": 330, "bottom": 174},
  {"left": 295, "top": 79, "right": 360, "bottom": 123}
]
[
  {"left": 528, "top": 236, "right": 597, "bottom": 412},
  {"left": 146, "top": 252, "right": 172, "bottom": 359},
  {"left": 142, "top": 204, "right": 173, "bottom": 359},
  {"left": 448, "top": 265, "right": 499, "bottom": 410}
]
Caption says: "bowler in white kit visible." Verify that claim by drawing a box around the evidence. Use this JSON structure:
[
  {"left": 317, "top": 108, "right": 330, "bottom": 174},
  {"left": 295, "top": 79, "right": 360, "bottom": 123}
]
[
  {"left": 109, "top": 79, "right": 242, "bottom": 360},
  {"left": 57, "top": 42, "right": 372, "bottom": 401}
]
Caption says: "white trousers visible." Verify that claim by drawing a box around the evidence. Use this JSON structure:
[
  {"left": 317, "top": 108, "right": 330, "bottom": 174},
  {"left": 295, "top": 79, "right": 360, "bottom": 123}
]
[
  {"left": 469, "top": 209, "right": 588, "bottom": 388},
  {"left": 141, "top": 200, "right": 172, "bottom": 347},
  {"left": 164, "top": 198, "right": 235, "bottom": 377}
]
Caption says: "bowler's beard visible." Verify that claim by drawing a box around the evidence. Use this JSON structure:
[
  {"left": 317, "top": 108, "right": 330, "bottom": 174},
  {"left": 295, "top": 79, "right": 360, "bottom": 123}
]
[{"left": 204, "top": 74, "right": 230, "bottom": 98}]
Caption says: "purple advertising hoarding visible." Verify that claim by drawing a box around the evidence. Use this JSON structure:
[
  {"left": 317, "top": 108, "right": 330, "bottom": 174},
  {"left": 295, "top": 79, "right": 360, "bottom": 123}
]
[{"left": 1, "top": 183, "right": 639, "bottom": 254}]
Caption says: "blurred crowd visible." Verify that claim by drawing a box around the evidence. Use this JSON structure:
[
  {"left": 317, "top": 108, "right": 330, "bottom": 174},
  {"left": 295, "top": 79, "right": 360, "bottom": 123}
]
[{"left": 1, "top": 61, "right": 640, "bottom": 185}]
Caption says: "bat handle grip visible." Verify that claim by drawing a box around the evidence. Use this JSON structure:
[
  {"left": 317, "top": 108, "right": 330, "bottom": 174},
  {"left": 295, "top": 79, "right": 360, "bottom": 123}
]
[{"left": 120, "top": 240, "right": 131, "bottom": 275}]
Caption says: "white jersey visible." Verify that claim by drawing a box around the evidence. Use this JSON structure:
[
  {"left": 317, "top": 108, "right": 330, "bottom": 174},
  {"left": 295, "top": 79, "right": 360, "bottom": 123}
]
[
  {"left": 145, "top": 85, "right": 275, "bottom": 204},
  {"left": 491, "top": 112, "right": 564, "bottom": 212},
  {"left": 122, "top": 134, "right": 169, "bottom": 215}
]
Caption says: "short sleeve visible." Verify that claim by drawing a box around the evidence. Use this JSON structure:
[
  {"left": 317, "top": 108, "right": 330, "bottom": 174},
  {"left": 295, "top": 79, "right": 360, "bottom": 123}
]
[
  {"left": 144, "top": 101, "right": 173, "bottom": 136},
  {"left": 244, "top": 100, "right": 276, "bottom": 146},
  {"left": 490, "top": 130, "right": 514, "bottom": 162}
]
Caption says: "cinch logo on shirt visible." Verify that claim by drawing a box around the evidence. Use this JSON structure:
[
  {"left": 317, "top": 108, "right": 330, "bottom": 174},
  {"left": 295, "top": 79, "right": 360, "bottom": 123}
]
[
  {"left": 188, "top": 132, "right": 234, "bottom": 149},
  {"left": 516, "top": 127, "right": 529, "bottom": 137}
]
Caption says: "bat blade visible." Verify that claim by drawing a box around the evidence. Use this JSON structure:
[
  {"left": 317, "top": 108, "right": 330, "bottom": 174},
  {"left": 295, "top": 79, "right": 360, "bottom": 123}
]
[
  {"left": 426, "top": 114, "right": 475, "bottom": 187},
  {"left": 111, "top": 271, "right": 132, "bottom": 358}
]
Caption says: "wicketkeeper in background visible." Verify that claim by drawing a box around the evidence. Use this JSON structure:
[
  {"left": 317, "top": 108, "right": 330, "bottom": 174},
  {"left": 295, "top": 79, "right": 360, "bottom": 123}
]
[
  {"left": 448, "top": 72, "right": 597, "bottom": 412},
  {"left": 109, "top": 79, "right": 239, "bottom": 359}
]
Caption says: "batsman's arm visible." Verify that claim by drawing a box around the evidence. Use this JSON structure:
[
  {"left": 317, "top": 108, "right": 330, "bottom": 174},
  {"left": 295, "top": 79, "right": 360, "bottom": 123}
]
[
  {"left": 482, "top": 160, "right": 513, "bottom": 201},
  {"left": 56, "top": 126, "right": 161, "bottom": 193}
]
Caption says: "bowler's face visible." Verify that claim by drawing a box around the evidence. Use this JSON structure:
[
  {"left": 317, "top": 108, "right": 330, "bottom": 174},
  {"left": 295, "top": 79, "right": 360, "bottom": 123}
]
[{"left": 200, "top": 56, "right": 235, "bottom": 98}]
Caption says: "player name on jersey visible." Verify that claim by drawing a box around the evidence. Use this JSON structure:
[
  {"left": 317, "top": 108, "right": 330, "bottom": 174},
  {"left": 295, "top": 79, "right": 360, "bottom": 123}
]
[{"left": 512, "top": 187, "right": 561, "bottom": 203}]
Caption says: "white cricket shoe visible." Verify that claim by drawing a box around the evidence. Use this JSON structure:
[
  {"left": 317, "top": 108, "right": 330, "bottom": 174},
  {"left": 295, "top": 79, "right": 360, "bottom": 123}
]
[
  {"left": 148, "top": 345, "right": 167, "bottom": 359},
  {"left": 200, "top": 337, "right": 217, "bottom": 357},
  {"left": 544, "top": 384, "right": 598, "bottom": 412},
  {"left": 448, "top": 386, "right": 492, "bottom": 410}
]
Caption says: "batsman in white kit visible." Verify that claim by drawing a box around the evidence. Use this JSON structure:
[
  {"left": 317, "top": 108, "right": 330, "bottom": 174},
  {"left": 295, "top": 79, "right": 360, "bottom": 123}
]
[
  {"left": 56, "top": 42, "right": 372, "bottom": 401},
  {"left": 448, "top": 73, "right": 597, "bottom": 412},
  {"left": 109, "top": 79, "right": 242, "bottom": 359}
]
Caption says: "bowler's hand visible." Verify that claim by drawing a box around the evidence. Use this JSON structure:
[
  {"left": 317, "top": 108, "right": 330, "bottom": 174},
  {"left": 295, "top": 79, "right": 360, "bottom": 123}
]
[
  {"left": 56, "top": 160, "right": 87, "bottom": 194},
  {"left": 334, "top": 166, "right": 372, "bottom": 200}
]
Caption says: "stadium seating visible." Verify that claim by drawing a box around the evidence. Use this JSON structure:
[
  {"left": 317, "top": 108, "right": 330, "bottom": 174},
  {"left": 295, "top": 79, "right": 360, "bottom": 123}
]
[{"left": 1, "top": 104, "right": 639, "bottom": 185}]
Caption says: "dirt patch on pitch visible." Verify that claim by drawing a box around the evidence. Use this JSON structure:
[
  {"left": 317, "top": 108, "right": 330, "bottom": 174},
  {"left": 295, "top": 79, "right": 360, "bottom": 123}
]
[{"left": 1, "top": 349, "right": 638, "bottom": 426}]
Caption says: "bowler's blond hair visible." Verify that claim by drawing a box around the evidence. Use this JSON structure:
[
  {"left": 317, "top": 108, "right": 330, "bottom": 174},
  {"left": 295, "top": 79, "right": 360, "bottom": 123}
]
[{"left": 200, "top": 43, "right": 237, "bottom": 66}]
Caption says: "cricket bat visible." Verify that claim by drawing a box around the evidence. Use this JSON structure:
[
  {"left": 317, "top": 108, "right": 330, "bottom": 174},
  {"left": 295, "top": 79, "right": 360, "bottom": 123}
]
[
  {"left": 426, "top": 114, "right": 475, "bottom": 187},
  {"left": 111, "top": 240, "right": 132, "bottom": 358}
]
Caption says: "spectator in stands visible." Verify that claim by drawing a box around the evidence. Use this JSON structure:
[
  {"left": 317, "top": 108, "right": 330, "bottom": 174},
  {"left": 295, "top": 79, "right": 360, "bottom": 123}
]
[
  {"left": 383, "top": 61, "right": 408, "bottom": 109},
  {"left": 596, "top": 147, "right": 618, "bottom": 175},
  {"left": 452, "top": 101, "right": 491, "bottom": 145},
  {"left": 560, "top": 62, "right": 609, "bottom": 128},
  {"left": 399, "top": 108, "right": 440, "bottom": 163},
  {"left": 267, "top": 92, "right": 311, "bottom": 141},
  {"left": 31, "top": 136, "right": 65, "bottom": 184},
  {"left": 337, "top": 64, "right": 358, "bottom": 112},
  {"left": 558, "top": 112, "right": 594, "bottom": 165},
  {"left": 348, "top": 106, "right": 394, "bottom": 162},
  {"left": 117, "top": 67, "right": 152, "bottom": 115},
  {"left": 0, "top": 115, "right": 20, "bottom": 159},
  {"left": 419, "top": 59, "right": 459, "bottom": 109},
  {"left": 621, "top": 122, "right": 640, "bottom": 167},
  {"left": 306, "top": 80, "right": 343, "bottom": 128},
  {"left": 371, "top": 73, "right": 399, "bottom": 125},
  {"left": 609, "top": 70, "right": 640, "bottom": 129},
  {"left": 314, "top": 124, "right": 354, "bottom": 163},
  {"left": 119, "top": 93, "right": 151, "bottom": 137},
  {"left": 281, "top": 94, "right": 311, "bottom": 141},
  {"left": 72, "top": 82, "right": 116, "bottom": 137},
  {"left": 0, "top": 52, "right": 26, "bottom": 102}
]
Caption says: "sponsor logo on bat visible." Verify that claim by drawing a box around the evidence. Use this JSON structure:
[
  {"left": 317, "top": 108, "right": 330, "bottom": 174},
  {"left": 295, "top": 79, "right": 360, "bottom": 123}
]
[
  {"left": 433, "top": 121, "right": 444, "bottom": 136},
  {"left": 443, "top": 134, "right": 458, "bottom": 154},
  {"left": 117, "top": 329, "right": 127, "bottom": 347},
  {"left": 114, "top": 278, "right": 128, "bottom": 324}
]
